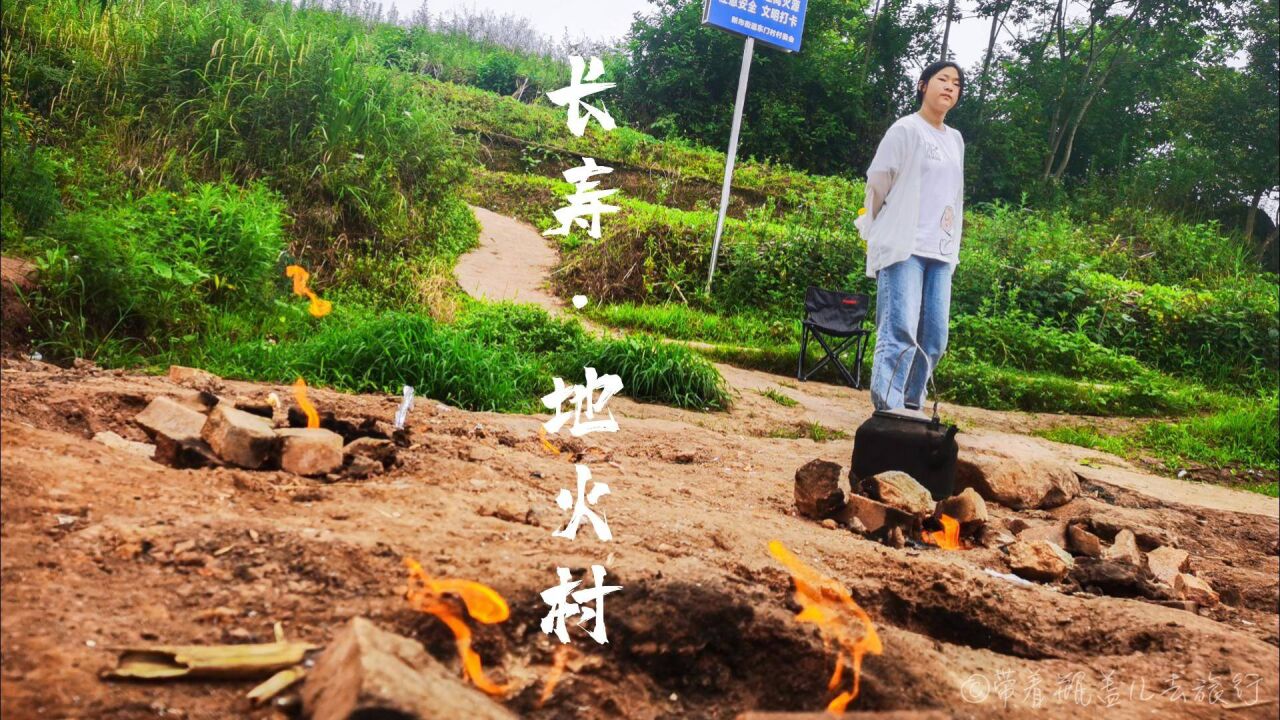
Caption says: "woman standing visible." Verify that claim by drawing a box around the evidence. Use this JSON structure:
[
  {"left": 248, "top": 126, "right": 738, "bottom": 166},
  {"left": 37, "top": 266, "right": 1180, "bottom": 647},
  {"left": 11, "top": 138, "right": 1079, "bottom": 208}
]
[{"left": 854, "top": 61, "right": 966, "bottom": 417}]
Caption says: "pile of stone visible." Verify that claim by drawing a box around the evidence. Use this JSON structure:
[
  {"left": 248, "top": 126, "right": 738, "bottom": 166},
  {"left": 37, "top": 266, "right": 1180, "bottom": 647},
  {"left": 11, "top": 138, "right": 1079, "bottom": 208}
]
[
  {"left": 126, "top": 369, "right": 401, "bottom": 480},
  {"left": 1000, "top": 516, "right": 1219, "bottom": 607},
  {"left": 793, "top": 460, "right": 989, "bottom": 548},
  {"left": 792, "top": 430, "right": 1220, "bottom": 609}
]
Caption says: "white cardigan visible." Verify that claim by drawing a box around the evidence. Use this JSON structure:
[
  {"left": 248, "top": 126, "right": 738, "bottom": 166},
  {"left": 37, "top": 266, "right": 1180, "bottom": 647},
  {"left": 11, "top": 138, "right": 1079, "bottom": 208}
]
[{"left": 854, "top": 114, "right": 966, "bottom": 278}]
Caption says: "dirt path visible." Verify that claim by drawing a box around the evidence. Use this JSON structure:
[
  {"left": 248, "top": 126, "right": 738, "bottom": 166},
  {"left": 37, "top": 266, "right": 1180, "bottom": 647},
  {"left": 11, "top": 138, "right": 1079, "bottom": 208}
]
[
  {"left": 455, "top": 206, "right": 564, "bottom": 312},
  {"left": 459, "top": 207, "right": 1278, "bottom": 519}
]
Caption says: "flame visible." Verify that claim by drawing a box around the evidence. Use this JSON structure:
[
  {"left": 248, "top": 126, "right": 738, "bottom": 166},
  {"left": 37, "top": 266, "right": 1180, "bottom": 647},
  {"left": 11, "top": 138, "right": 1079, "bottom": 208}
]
[
  {"left": 285, "top": 265, "right": 332, "bottom": 318},
  {"left": 292, "top": 377, "right": 319, "bottom": 429},
  {"left": 538, "top": 426, "right": 562, "bottom": 457},
  {"left": 537, "top": 644, "right": 576, "bottom": 708},
  {"left": 923, "top": 514, "right": 962, "bottom": 550},
  {"left": 404, "top": 557, "right": 510, "bottom": 696},
  {"left": 768, "top": 540, "right": 882, "bottom": 713}
]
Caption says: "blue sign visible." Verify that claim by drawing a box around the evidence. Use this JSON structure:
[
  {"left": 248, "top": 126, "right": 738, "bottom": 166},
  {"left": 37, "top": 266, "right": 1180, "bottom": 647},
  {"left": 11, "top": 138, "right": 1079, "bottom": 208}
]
[{"left": 702, "top": 0, "right": 808, "bottom": 53}]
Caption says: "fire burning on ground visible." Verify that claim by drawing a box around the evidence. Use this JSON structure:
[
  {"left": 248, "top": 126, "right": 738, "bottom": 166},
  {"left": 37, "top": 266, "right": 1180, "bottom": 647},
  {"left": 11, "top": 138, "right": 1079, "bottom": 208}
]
[
  {"left": 768, "top": 540, "right": 883, "bottom": 714},
  {"left": 923, "top": 514, "right": 963, "bottom": 550},
  {"left": 292, "top": 377, "right": 320, "bottom": 429},
  {"left": 285, "top": 264, "right": 332, "bottom": 318},
  {"left": 404, "top": 557, "right": 511, "bottom": 697}
]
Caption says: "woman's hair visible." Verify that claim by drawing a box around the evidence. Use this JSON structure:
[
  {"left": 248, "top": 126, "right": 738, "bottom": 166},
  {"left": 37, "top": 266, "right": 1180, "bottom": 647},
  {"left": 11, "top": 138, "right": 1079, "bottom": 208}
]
[{"left": 916, "top": 61, "right": 965, "bottom": 106}]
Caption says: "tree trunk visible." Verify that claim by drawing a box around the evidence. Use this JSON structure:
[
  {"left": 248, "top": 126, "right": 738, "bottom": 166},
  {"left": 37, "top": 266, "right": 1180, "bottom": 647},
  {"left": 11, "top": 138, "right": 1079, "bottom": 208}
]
[
  {"left": 940, "top": 0, "right": 957, "bottom": 60},
  {"left": 859, "top": 0, "right": 883, "bottom": 85},
  {"left": 1051, "top": 48, "right": 1124, "bottom": 180},
  {"left": 1244, "top": 187, "right": 1263, "bottom": 240},
  {"left": 975, "top": 3, "right": 1007, "bottom": 121}
]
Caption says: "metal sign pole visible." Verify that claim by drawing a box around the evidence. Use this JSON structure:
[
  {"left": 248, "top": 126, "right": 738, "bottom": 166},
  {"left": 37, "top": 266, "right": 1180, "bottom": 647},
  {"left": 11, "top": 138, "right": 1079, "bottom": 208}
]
[{"left": 705, "top": 36, "right": 755, "bottom": 294}]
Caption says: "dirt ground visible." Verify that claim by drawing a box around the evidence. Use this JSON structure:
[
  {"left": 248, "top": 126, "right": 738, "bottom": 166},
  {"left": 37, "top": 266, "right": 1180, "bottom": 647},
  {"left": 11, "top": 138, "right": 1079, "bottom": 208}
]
[
  {"left": 1, "top": 357, "right": 1277, "bottom": 720},
  {"left": 2, "top": 214, "right": 1278, "bottom": 719}
]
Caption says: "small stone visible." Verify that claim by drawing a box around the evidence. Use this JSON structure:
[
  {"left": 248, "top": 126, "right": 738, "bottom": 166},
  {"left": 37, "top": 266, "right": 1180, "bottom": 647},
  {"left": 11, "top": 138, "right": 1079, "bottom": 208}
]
[
  {"left": 1066, "top": 523, "right": 1104, "bottom": 558},
  {"left": 835, "top": 494, "right": 917, "bottom": 535},
  {"left": 847, "top": 517, "right": 868, "bottom": 534},
  {"left": 93, "top": 431, "right": 156, "bottom": 460},
  {"left": 468, "top": 445, "right": 496, "bottom": 462},
  {"left": 344, "top": 437, "right": 397, "bottom": 466},
  {"left": 886, "top": 526, "right": 906, "bottom": 548},
  {"left": 821, "top": 519, "right": 838, "bottom": 530},
  {"left": 153, "top": 434, "right": 222, "bottom": 469},
  {"left": 1069, "top": 558, "right": 1174, "bottom": 600},
  {"left": 1006, "top": 540, "right": 1074, "bottom": 582},
  {"left": 1175, "top": 573, "right": 1219, "bottom": 606},
  {"left": 135, "top": 396, "right": 207, "bottom": 444},
  {"left": 865, "top": 471, "right": 935, "bottom": 516},
  {"left": 168, "top": 364, "right": 223, "bottom": 392},
  {"left": 278, "top": 428, "right": 344, "bottom": 477},
  {"left": 1147, "top": 546, "right": 1191, "bottom": 586},
  {"left": 343, "top": 454, "right": 382, "bottom": 479},
  {"left": 301, "top": 617, "right": 516, "bottom": 720},
  {"left": 202, "top": 404, "right": 278, "bottom": 469},
  {"left": 793, "top": 459, "right": 845, "bottom": 520},
  {"left": 1102, "top": 529, "right": 1142, "bottom": 566},
  {"left": 1016, "top": 520, "right": 1069, "bottom": 549},
  {"left": 935, "top": 487, "right": 988, "bottom": 526},
  {"left": 1087, "top": 516, "right": 1176, "bottom": 551},
  {"left": 977, "top": 524, "right": 1016, "bottom": 548}
]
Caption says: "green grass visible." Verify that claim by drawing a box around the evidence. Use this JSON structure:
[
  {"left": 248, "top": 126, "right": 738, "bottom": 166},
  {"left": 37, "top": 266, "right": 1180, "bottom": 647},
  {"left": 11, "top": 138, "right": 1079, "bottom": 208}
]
[
  {"left": 1037, "top": 398, "right": 1279, "bottom": 495},
  {"left": 767, "top": 421, "right": 848, "bottom": 443},
  {"left": 759, "top": 388, "right": 799, "bottom": 407}
]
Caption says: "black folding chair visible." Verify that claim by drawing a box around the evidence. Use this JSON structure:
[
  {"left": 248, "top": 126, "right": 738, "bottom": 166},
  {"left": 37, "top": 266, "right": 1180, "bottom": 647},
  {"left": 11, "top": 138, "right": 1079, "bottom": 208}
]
[{"left": 797, "top": 286, "right": 872, "bottom": 388}]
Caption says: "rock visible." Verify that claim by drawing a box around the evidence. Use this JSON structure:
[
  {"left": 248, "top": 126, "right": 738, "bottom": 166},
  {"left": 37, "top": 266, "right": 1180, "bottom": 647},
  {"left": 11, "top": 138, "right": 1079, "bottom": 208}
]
[
  {"left": 201, "top": 404, "right": 279, "bottom": 469},
  {"left": 934, "top": 487, "right": 987, "bottom": 526},
  {"left": 1147, "top": 547, "right": 1191, "bottom": 586},
  {"left": 835, "top": 494, "right": 917, "bottom": 536},
  {"left": 1016, "top": 520, "right": 1068, "bottom": 549},
  {"left": 468, "top": 445, "right": 496, "bottom": 463},
  {"left": 1174, "top": 573, "right": 1219, "bottom": 606},
  {"left": 1102, "top": 529, "right": 1142, "bottom": 566},
  {"left": 278, "top": 428, "right": 344, "bottom": 477},
  {"left": 886, "top": 526, "right": 906, "bottom": 548},
  {"left": 955, "top": 433, "right": 1080, "bottom": 509},
  {"left": 344, "top": 437, "right": 397, "bottom": 467},
  {"left": 344, "top": 454, "right": 383, "bottom": 479},
  {"left": 93, "top": 431, "right": 156, "bottom": 459},
  {"left": 301, "top": 617, "right": 516, "bottom": 720},
  {"left": 976, "top": 525, "right": 1016, "bottom": 549},
  {"left": 135, "top": 396, "right": 207, "bottom": 444},
  {"left": 1069, "top": 558, "right": 1174, "bottom": 600},
  {"left": 153, "top": 434, "right": 223, "bottom": 469},
  {"left": 847, "top": 517, "right": 868, "bottom": 534},
  {"left": 1086, "top": 516, "right": 1176, "bottom": 551},
  {"left": 863, "top": 471, "right": 935, "bottom": 516},
  {"left": 1003, "top": 517, "right": 1032, "bottom": 535},
  {"left": 821, "top": 519, "right": 838, "bottom": 530},
  {"left": 1005, "top": 540, "right": 1074, "bottom": 582},
  {"left": 793, "top": 459, "right": 845, "bottom": 520},
  {"left": 1066, "top": 523, "right": 1104, "bottom": 558},
  {"left": 167, "top": 364, "right": 223, "bottom": 393}
]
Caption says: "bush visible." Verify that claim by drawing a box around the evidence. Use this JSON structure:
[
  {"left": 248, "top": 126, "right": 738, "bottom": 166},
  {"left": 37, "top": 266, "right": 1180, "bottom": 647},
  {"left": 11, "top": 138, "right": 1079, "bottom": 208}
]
[{"left": 26, "top": 181, "right": 286, "bottom": 360}]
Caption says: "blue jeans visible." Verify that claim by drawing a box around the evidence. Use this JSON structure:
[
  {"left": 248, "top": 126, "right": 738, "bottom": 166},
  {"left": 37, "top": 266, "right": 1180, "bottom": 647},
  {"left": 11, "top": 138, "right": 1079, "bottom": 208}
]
[{"left": 870, "top": 255, "right": 954, "bottom": 411}]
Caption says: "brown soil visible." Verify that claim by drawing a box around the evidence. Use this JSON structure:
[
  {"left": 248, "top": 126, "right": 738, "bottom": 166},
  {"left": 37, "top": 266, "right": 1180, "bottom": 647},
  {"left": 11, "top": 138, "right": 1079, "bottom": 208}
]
[{"left": 1, "top": 256, "right": 35, "bottom": 359}]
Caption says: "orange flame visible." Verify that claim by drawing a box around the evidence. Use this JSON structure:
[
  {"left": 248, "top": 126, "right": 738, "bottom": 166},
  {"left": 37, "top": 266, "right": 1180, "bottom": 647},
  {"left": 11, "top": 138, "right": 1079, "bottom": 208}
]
[
  {"left": 292, "top": 377, "right": 319, "bottom": 429},
  {"left": 537, "top": 644, "right": 576, "bottom": 708},
  {"left": 768, "top": 540, "right": 882, "bottom": 713},
  {"left": 285, "top": 265, "right": 332, "bottom": 318},
  {"left": 538, "top": 426, "right": 562, "bottom": 457},
  {"left": 923, "top": 514, "right": 963, "bottom": 550},
  {"left": 404, "top": 557, "right": 510, "bottom": 696}
]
